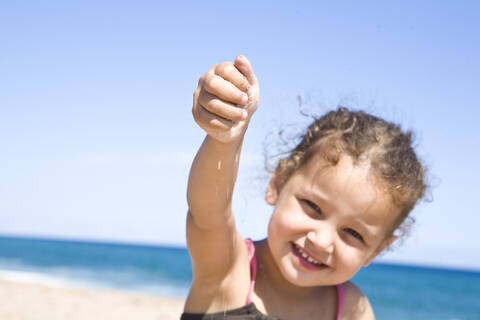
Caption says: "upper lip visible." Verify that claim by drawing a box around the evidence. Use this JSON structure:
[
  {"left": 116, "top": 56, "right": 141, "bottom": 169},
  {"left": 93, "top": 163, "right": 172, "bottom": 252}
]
[{"left": 293, "top": 242, "right": 330, "bottom": 267}]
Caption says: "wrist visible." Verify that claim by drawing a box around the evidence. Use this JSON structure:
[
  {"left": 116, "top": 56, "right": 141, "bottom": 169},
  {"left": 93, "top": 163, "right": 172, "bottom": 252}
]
[{"left": 205, "top": 133, "right": 245, "bottom": 152}]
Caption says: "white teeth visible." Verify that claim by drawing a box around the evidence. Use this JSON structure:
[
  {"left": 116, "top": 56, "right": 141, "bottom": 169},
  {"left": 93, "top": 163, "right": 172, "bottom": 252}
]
[{"left": 297, "top": 246, "right": 322, "bottom": 265}]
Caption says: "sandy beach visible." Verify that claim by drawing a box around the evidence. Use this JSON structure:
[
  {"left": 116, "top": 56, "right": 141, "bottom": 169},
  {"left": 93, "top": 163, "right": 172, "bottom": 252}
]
[{"left": 0, "top": 279, "right": 185, "bottom": 320}]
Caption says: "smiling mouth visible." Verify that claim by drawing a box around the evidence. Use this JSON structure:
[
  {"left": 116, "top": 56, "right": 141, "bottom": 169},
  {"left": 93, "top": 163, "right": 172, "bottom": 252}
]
[{"left": 291, "top": 243, "right": 328, "bottom": 269}]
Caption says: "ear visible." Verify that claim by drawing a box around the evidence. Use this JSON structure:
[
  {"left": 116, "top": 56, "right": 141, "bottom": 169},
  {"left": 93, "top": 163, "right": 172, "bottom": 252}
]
[
  {"left": 265, "top": 177, "right": 279, "bottom": 205},
  {"left": 363, "top": 235, "right": 397, "bottom": 267},
  {"left": 265, "top": 159, "right": 287, "bottom": 205}
]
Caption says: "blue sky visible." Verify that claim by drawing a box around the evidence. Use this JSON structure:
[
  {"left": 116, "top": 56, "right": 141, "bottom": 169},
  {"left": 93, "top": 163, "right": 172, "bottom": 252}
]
[{"left": 1, "top": 1, "right": 479, "bottom": 270}]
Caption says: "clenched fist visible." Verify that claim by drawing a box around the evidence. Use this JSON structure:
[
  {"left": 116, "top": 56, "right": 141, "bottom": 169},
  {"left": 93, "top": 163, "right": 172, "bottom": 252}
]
[{"left": 192, "top": 55, "right": 259, "bottom": 143}]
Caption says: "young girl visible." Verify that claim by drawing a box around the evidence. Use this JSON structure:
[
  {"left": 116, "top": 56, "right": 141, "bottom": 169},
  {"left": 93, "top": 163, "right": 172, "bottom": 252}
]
[{"left": 181, "top": 56, "right": 426, "bottom": 319}]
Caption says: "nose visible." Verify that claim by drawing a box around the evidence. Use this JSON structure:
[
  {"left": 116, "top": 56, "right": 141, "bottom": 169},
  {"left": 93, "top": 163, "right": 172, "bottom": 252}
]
[{"left": 306, "top": 229, "right": 334, "bottom": 254}]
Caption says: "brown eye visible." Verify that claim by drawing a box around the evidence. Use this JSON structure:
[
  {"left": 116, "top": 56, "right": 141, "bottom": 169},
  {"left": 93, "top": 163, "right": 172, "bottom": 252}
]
[
  {"left": 303, "top": 199, "right": 322, "bottom": 215},
  {"left": 345, "top": 228, "right": 364, "bottom": 243}
]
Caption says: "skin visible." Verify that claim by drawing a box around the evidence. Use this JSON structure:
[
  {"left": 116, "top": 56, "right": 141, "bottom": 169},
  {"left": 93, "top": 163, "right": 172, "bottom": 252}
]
[
  {"left": 184, "top": 56, "right": 396, "bottom": 319},
  {"left": 266, "top": 155, "right": 398, "bottom": 289},
  {"left": 185, "top": 56, "right": 259, "bottom": 314}
]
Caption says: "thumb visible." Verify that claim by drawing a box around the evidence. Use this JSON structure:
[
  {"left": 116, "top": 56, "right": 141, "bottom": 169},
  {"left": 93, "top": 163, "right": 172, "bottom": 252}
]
[{"left": 234, "top": 55, "right": 258, "bottom": 86}]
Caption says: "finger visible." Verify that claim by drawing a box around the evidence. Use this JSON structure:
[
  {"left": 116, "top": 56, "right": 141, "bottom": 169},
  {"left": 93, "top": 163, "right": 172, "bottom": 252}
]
[
  {"left": 194, "top": 104, "right": 235, "bottom": 131},
  {"left": 199, "top": 91, "right": 247, "bottom": 122},
  {"left": 214, "top": 62, "right": 250, "bottom": 93},
  {"left": 234, "top": 55, "right": 258, "bottom": 86},
  {"left": 202, "top": 73, "right": 248, "bottom": 106}
]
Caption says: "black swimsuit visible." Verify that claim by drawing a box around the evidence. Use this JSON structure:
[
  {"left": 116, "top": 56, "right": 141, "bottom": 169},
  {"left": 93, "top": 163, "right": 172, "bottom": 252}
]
[{"left": 181, "top": 302, "right": 281, "bottom": 320}]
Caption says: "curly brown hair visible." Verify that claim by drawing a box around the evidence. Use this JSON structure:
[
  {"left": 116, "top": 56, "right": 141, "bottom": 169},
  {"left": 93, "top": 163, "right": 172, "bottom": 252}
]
[{"left": 269, "top": 107, "right": 427, "bottom": 239}]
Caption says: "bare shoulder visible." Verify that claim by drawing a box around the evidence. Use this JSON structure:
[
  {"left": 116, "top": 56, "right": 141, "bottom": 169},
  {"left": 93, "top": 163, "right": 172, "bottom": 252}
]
[{"left": 340, "top": 281, "right": 375, "bottom": 320}]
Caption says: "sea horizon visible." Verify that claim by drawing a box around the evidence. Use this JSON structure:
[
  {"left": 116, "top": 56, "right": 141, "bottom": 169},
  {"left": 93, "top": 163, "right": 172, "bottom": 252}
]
[
  {"left": 1, "top": 233, "right": 478, "bottom": 274},
  {"left": 1, "top": 234, "right": 479, "bottom": 319}
]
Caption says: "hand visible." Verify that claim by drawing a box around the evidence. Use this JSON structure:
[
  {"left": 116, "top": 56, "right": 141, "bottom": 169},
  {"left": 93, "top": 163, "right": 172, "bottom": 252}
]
[{"left": 192, "top": 55, "right": 259, "bottom": 143}]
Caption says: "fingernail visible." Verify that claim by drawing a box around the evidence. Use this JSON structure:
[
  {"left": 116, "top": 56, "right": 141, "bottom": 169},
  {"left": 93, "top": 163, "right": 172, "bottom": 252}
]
[
  {"left": 242, "top": 110, "right": 248, "bottom": 120},
  {"left": 241, "top": 93, "right": 248, "bottom": 104},
  {"left": 247, "top": 87, "right": 253, "bottom": 97}
]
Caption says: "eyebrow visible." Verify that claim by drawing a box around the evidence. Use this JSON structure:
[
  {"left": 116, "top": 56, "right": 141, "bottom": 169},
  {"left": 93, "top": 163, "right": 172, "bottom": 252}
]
[
  {"left": 349, "top": 218, "right": 378, "bottom": 242},
  {"left": 301, "top": 186, "right": 332, "bottom": 209}
]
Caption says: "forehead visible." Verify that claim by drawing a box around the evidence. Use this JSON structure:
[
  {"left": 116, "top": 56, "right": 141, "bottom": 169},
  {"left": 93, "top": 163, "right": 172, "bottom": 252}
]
[{"left": 292, "top": 154, "right": 397, "bottom": 232}]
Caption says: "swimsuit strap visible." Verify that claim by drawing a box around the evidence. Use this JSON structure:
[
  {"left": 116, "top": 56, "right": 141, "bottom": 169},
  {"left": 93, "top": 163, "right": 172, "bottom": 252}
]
[
  {"left": 336, "top": 283, "right": 344, "bottom": 320},
  {"left": 245, "top": 238, "right": 257, "bottom": 305}
]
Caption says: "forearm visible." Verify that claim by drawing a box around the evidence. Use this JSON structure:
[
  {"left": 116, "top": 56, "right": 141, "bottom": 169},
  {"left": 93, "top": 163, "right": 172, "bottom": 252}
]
[
  {"left": 187, "top": 134, "right": 244, "bottom": 230},
  {"left": 186, "top": 55, "right": 258, "bottom": 231}
]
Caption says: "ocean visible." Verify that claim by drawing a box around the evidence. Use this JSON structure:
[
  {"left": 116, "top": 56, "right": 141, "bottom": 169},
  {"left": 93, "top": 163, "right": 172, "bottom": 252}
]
[{"left": 0, "top": 235, "right": 478, "bottom": 319}]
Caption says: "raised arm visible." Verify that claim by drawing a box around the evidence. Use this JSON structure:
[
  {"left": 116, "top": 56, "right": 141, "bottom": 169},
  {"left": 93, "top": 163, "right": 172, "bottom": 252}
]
[{"left": 186, "top": 56, "right": 259, "bottom": 287}]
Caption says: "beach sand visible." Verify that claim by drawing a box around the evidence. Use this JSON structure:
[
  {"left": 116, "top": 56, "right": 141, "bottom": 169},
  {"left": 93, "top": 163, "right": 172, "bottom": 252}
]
[{"left": 0, "top": 279, "right": 185, "bottom": 320}]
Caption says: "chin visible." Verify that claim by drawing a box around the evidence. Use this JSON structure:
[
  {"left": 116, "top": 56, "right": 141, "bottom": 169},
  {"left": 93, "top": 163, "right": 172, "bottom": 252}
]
[{"left": 278, "top": 258, "right": 329, "bottom": 287}]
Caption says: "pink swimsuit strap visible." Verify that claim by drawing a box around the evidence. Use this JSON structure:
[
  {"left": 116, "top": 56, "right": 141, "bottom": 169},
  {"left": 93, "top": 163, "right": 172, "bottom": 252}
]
[
  {"left": 245, "top": 238, "right": 257, "bottom": 305},
  {"left": 336, "top": 283, "right": 344, "bottom": 320},
  {"left": 244, "top": 239, "right": 344, "bottom": 319}
]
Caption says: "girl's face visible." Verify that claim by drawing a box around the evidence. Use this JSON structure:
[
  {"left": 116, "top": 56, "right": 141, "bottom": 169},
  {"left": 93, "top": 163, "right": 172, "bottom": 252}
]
[{"left": 266, "top": 154, "right": 397, "bottom": 287}]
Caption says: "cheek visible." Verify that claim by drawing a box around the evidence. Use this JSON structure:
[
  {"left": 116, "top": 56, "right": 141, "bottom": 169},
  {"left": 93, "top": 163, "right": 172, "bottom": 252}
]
[
  {"left": 336, "top": 246, "right": 373, "bottom": 273},
  {"left": 268, "top": 205, "right": 307, "bottom": 239},
  {"left": 267, "top": 209, "right": 285, "bottom": 242}
]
